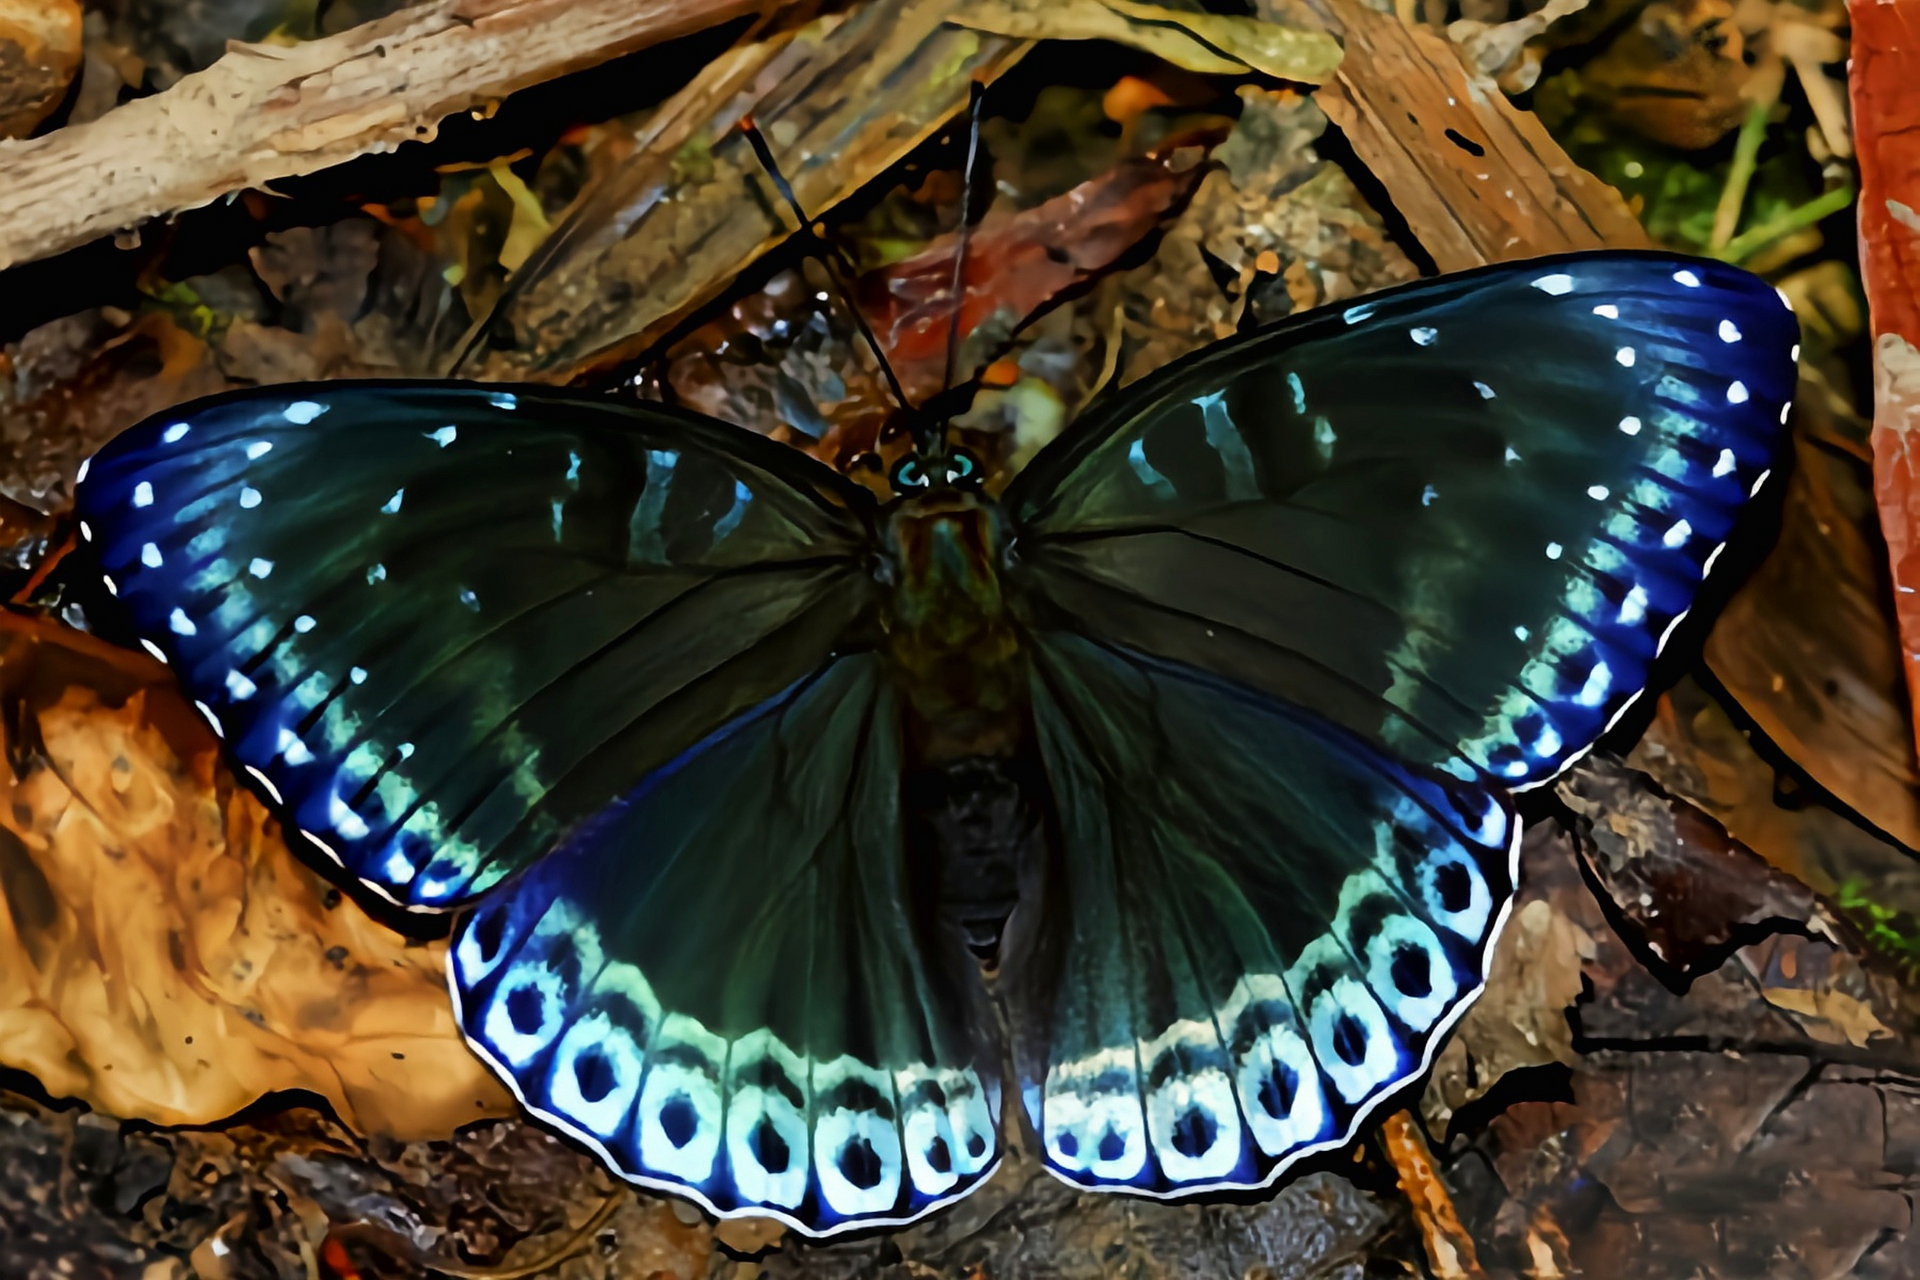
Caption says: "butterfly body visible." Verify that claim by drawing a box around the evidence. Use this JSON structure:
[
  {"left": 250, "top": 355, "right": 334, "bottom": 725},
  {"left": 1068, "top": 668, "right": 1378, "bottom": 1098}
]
[
  {"left": 71, "top": 251, "right": 1800, "bottom": 1237},
  {"left": 881, "top": 489, "right": 1025, "bottom": 765}
]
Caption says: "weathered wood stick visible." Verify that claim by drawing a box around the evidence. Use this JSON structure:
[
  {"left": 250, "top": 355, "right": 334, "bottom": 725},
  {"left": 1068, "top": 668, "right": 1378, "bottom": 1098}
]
[
  {"left": 0, "top": 0, "right": 772, "bottom": 272},
  {"left": 1277, "top": 0, "right": 1650, "bottom": 268}
]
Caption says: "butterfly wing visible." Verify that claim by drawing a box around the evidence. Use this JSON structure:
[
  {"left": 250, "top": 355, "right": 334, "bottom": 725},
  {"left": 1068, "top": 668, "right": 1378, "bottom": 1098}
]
[
  {"left": 76, "top": 383, "right": 999, "bottom": 1233},
  {"left": 453, "top": 652, "right": 1000, "bottom": 1233},
  {"left": 999, "top": 251, "right": 1794, "bottom": 1195},
  {"left": 75, "top": 383, "right": 876, "bottom": 911},
  {"left": 1008, "top": 632, "right": 1514, "bottom": 1194},
  {"left": 1006, "top": 251, "right": 1798, "bottom": 788}
]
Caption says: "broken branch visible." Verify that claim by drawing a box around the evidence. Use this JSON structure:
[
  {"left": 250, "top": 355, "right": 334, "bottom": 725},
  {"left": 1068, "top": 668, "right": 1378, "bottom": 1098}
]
[{"left": 0, "top": 0, "right": 773, "bottom": 272}]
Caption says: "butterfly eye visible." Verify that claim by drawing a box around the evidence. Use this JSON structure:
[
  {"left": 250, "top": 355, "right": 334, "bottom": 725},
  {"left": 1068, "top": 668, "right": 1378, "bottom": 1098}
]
[
  {"left": 893, "top": 459, "right": 930, "bottom": 491},
  {"left": 945, "top": 450, "right": 982, "bottom": 487}
]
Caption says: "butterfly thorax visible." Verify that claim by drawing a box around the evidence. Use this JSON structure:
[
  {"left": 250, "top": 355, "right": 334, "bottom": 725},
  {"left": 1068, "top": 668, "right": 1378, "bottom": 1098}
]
[{"left": 879, "top": 489, "right": 1026, "bottom": 765}]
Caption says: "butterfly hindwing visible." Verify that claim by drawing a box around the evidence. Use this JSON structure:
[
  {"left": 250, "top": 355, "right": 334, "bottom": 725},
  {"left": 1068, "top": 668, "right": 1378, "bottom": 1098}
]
[
  {"left": 74, "top": 383, "right": 877, "bottom": 910},
  {"left": 1009, "top": 632, "right": 1515, "bottom": 1194},
  {"left": 453, "top": 653, "right": 1000, "bottom": 1233},
  {"left": 1007, "top": 250, "right": 1797, "bottom": 788}
]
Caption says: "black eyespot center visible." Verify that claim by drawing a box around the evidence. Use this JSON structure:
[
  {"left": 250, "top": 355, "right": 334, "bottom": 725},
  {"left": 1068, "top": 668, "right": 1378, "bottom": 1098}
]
[
  {"left": 838, "top": 1136, "right": 883, "bottom": 1189},
  {"left": 1332, "top": 1012, "right": 1368, "bottom": 1066},
  {"left": 1097, "top": 1127, "right": 1126, "bottom": 1163},
  {"left": 472, "top": 911, "right": 507, "bottom": 961},
  {"left": 750, "top": 1116, "right": 790, "bottom": 1173},
  {"left": 966, "top": 1133, "right": 987, "bottom": 1159},
  {"left": 1170, "top": 1106, "right": 1217, "bottom": 1158},
  {"left": 1058, "top": 1131, "right": 1079, "bottom": 1158},
  {"left": 1434, "top": 860, "right": 1473, "bottom": 914},
  {"left": 1391, "top": 941, "right": 1433, "bottom": 998},
  {"left": 926, "top": 1135, "right": 952, "bottom": 1174},
  {"left": 506, "top": 984, "right": 545, "bottom": 1035},
  {"left": 1257, "top": 1061, "right": 1297, "bottom": 1119},
  {"left": 660, "top": 1095, "right": 698, "bottom": 1148},
  {"left": 573, "top": 1050, "right": 615, "bottom": 1102}
]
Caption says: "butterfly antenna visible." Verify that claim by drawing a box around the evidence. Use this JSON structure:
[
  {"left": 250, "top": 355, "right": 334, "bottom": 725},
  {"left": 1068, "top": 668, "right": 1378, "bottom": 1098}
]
[
  {"left": 941, "top": 81, "right": 989, "bottom": 398},
  {"left": 737, "top": 116, "right": 915, "bottom": 413}
]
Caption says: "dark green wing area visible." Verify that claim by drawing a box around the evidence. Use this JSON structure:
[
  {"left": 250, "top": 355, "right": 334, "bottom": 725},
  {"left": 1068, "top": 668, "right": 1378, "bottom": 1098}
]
[
  {"left": 1005, "top": 251, "right": 1798, "bottom": 786},
  {"left": 1010, "top": 633, "right": 1515, "bottom": 1194},
  {"left": 74, "top": 382, "right": 877, "bottom": 910},
  {"left": 453, "top": 654, "right": 1000, "bottom": 1234}
]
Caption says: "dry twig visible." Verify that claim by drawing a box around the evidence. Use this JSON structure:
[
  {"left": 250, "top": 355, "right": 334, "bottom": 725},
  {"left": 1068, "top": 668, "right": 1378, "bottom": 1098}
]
[{"left": 0, "top": 0, "right": 773, "bottom": 271}]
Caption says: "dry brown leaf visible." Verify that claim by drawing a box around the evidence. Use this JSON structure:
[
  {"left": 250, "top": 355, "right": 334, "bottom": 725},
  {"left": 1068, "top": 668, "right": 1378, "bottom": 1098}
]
[
  {"left": 1423, "top": 831, "right": 1595, "bottom": 1129},
  {"left": 1759, "top": 986, "right": 1892, "bottom": 1048},
  {"left": 0, "top": 0, "right": 81, "bottom": 138},
  {"left": 949, "top": 0, "right": 1343, "bottom": 83},
  {"left": 0, "top": 613, "right": 511, "bottom": 1134}
]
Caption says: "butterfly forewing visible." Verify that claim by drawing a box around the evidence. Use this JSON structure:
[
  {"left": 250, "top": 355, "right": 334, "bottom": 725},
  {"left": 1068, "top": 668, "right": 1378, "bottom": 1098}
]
[
  {"left": 1008, "top": 251, "right": 1797, "bottom": 788},
  {"left": 76, "top": 384, "right": 875, "bottom": 910}
]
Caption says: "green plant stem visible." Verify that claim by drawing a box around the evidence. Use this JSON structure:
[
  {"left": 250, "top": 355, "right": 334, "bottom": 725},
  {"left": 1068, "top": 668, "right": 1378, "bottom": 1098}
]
[
  {"left": 1710, "top": 97, "right": 1773, "bottom": 251},
  {"left": 1714, "top": 186, "right": 1857, "bottom": 265}
]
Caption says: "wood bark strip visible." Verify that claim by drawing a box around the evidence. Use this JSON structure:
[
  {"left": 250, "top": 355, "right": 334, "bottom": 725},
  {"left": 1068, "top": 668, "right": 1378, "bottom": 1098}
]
[
  {"left": 1279, "top": 0, "right": 1650, "bottom": 267},
  {"left": 1851, "top": 0, "right": 1920, "bottom": 767},
  {"left": 0, "top": 0, "right": 771, "bottom": 272},
  {"left": 473, "top": 0, "right": 1028, "bottom": 381}
]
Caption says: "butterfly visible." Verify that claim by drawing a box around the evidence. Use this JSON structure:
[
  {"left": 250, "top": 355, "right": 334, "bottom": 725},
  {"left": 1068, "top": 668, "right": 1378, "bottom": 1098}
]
[{"left": 70, "top": 249, "right": 1796, "bottom": 1237}]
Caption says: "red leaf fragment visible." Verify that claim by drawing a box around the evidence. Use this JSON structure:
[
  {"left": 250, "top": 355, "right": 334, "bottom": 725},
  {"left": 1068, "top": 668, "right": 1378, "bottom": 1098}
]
[{"left": 858, "top": 141, "right": 1218, "bottom": 402}]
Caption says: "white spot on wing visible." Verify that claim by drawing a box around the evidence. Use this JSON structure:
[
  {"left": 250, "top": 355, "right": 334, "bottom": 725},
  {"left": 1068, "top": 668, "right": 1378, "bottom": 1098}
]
[
  {"left": 169, "top": 608, "right": 196, "bottom": 636},
  {"left": 132, "top": 481, "right": 153, "bottom": 508},
  {"left": 1592, "top": 304, "right": 1619, "bottom": 319},
  {"left": 429, "top": 425, "right": 458, "bottom": 447},
  {"left": 162, "top": 423, "right": 190, "bottom": 443},
  {"left": 239, "top": 486, "right": 262, "bottom": 509},
  {"left": 1619, "top": 416, "right": 1642, "bottom": 435},
  {"left": 1663, "top": 518, "right": 1692, "bottom": 547},
  {"left": 283, "top": 401, "right": 326, "bottom": 424},
  {"left": 141, "top": 542, "right": 162, "bottom": 567},
  {"left": 246, "top": 441, "right": 273, "bottom": 460},
  {"left": 1727, "top": 380, "right": 1749, "bottom": 404},
  {"left": 1545, "top": 542, "right": 1563, "bottom": 560},
  {"left": 226, "top": 669, "right": 256, "bottom": 699},
  {"left": 1532, "top": 273, "right": 1574, "bottom": 295},
  {"left": 1674, "top": 269, "right": 1702, "bottom": 287},
  {"left": 249, "top": 558, "right": 274, "bottom": 578},
  {"left": 1719, "top": 319, "right": 1742, "bottom": 343},
  {"left": 381, "top": 489, "right": 404, "bottom": 514},
  {"left": 1616, "top": 347, "right": 1636, "bottom": 367},
  {"left": 1409, "top": 326, "right": 1437, "bottom": 346}
]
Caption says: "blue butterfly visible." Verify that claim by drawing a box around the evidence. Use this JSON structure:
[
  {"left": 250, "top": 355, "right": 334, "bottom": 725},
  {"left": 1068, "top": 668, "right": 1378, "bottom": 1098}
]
[{"left": 72, "top": 250, "right": 1795, "bottom": 1236}]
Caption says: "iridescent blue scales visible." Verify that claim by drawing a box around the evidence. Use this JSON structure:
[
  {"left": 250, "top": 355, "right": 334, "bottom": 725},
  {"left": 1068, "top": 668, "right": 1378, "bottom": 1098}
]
[{"left": 72, "top": 251, "right": 1797, "bottom": 1234}]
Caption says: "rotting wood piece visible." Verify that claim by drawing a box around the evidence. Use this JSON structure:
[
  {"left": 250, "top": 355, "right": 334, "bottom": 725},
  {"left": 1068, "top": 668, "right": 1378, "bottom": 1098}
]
[
  {"left": 0, "top": 0, "right": 774, "bottom": 273},
  {"left": 1850, "top": 0, "right": 1920, "bottom": 768},
  {"left": 470, "top": 0, "right": 1028, "bottom": 381},
  {"left": 1271, "top": 0, "right": 1650, "bottom": 268}
]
